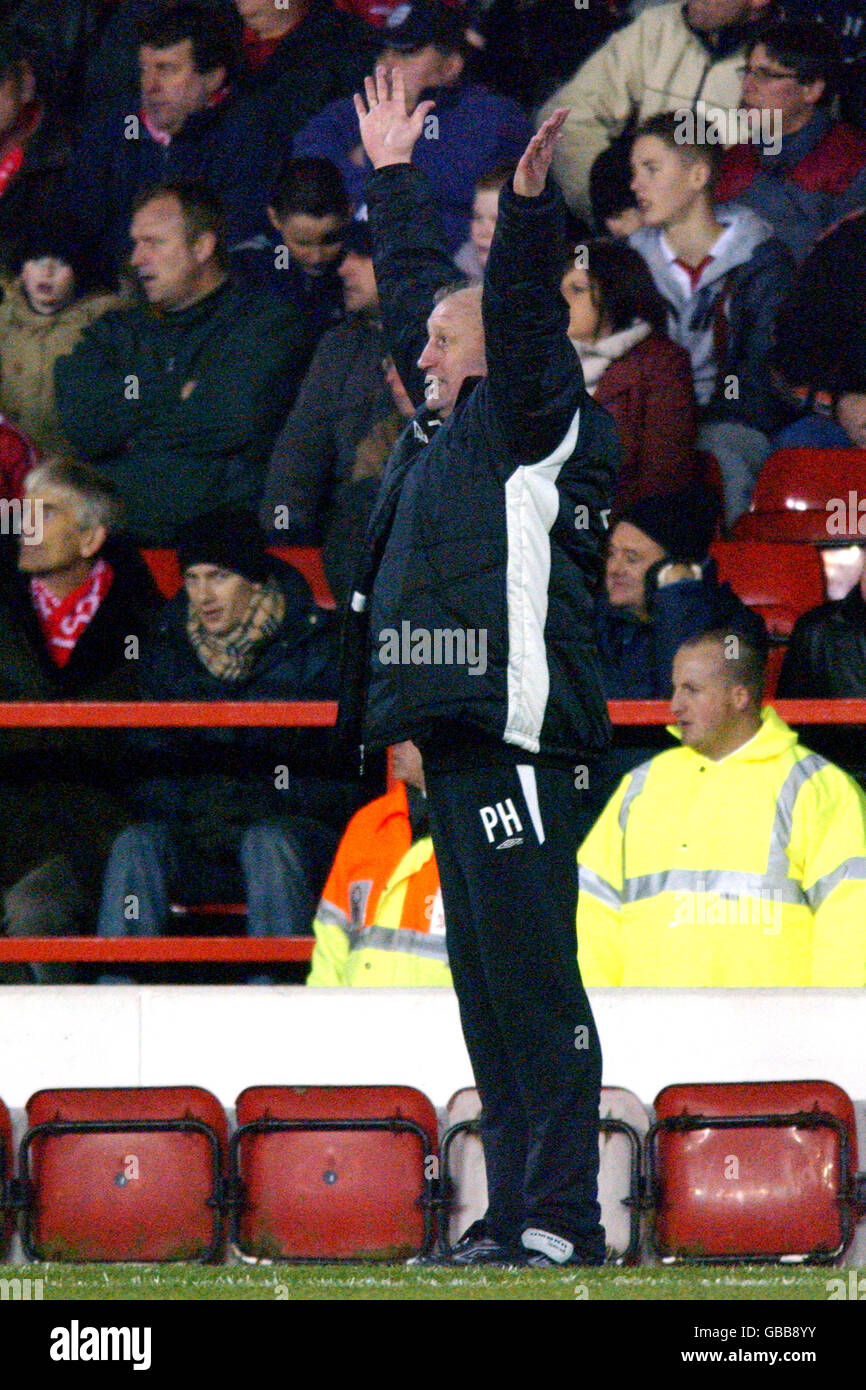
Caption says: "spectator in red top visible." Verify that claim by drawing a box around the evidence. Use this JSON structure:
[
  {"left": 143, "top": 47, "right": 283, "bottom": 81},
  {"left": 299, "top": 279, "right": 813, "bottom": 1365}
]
[
  {"left": 0, "top": 414, "right": 38, "bottom": 506},
  {"left": 560, "top": 238, "right": 700, "bottom": 511},
  {"left": 716, "top": 21, "right": 866, "bottom": 263}
]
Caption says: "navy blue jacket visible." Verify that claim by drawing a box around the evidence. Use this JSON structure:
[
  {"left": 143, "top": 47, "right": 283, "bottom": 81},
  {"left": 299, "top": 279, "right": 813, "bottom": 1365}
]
[
  {"left": 339, "top": 165, "right": 621, "bottom": 764},
  {"left": 294, "top": 81, "right": 533, "bottom": 253},
  {"left": 594, "top": 558, "right": 768, "bottom": 700},
  {"left": 62, "top": 92, "right": 273, "bottom": 274},
  {"left": 130, "top": 559, "right": 357, "bottom": 841}
]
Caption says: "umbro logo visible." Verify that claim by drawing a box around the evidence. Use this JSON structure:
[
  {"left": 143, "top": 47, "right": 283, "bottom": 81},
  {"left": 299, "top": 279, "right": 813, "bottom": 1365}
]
[{"left": 495, "top": 836, "right": 525, "bottom": 850}]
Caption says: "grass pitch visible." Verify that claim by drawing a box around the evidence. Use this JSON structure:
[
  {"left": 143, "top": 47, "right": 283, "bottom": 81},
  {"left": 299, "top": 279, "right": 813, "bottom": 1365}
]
[{"left": 1, "top": 1262, "right": 848, "bottom": 1301}]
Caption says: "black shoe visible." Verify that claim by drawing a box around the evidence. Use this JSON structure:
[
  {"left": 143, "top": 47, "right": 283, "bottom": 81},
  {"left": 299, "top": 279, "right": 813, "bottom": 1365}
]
[{"left": 449, "top": 1219, "right": 526, "bottom": 1266}]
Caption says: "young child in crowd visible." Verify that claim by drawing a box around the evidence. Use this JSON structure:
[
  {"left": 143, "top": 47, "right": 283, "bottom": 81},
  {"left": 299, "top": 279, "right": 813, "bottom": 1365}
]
[
  {"left": 453, "top": 162, "right": 515, "bottom": 280},
  {"left": 0, "top": 229, "right": 117, "bottom": 457}
]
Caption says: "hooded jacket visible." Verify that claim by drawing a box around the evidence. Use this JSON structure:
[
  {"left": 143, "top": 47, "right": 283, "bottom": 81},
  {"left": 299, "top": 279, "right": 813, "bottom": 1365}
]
[
  {"left": 539, "top": 0, "right": 779, "bottom": 217},
  {"left": 629, "top": 205, "right": 795, "bottom": 432},
  {"left": 577, "top": 706, "right": 866, "bottom": 986},
  {"left": 0, "top": 279, "right": 120, "bottom": 455},
  {"left": 339, "top": 165, "right": 621, "bottom": 764}
]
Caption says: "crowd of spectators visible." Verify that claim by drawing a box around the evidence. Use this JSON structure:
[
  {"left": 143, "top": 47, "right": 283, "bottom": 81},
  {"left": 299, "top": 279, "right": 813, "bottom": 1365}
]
[{"left": 0, "top": 0, "right": 862, "bottom": 984}]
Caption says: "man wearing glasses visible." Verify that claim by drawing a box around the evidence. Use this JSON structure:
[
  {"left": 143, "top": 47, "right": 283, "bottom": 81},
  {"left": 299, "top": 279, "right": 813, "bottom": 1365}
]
[
  {"left": 716, "top": 20, "right": 866, "bottom": 263},
  {"left": 537, "top": 0, "right": 778, "bottom": 220}
]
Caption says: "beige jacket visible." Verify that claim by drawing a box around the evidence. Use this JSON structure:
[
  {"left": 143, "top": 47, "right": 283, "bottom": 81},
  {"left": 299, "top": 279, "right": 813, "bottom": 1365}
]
[
  {"left": 0, "top": 282, "right": 119, "bottom": 455},
  {"left": 539, "top": 1, "right": 752, "bottom": 218}
]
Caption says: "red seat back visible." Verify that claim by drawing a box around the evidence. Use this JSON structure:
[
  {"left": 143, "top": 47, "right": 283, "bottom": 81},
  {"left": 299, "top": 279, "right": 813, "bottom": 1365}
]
[
  {"left": 710, "top": 540, "right": 825, "bottom": 637},
  {"left": 24, "top": 1087, "right": 228, "bottom": 1262},
  {"left": 651, "top": 1080, "right": 858, "bottom": 1261},
  {"left": 233, "top": 1084, "right": 439, "bottom": 1259},
  {"left": 733, "top": 448, "right": 866, "bottom": 541}
]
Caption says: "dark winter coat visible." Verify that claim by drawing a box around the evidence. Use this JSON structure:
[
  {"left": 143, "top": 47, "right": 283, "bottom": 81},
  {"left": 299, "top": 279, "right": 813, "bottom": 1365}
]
[
  {"left": 630, "top": 206, "right": 797, "bottom": 435},
  {"left": 61, "top": 92, "right": 274, "bottom": 274},
  {"left": 259, "top": 312, "right": 392, "bottom": 602},
  {"left": 339, "top": 166, "right": 621, "bottom": 764},
  {"left": 0, "top": 106, "right": 71, "bottom": 272},
  {"left": 54, "top": 280, "right": 311, "bottom": 545},
  {"left": 594, "top": 557, "right": 768, "bottom": 700},
  {"left": 232, "top": 1, "right": 378, "bottom": 149},
  {"left": 0, "top": 540, "right": 160, "bottom": 896},
  {"left": 130, "top": 558, "right": 361, "bottom": 858},
  {"left": 229, "top": 235, "right": 345, "bottom": 348},
  {"left": 772, "top": 210, "right": 866, "bottom": 405},
  {"left": 777, "top": 583, "right": 866, "bottom": 789}
]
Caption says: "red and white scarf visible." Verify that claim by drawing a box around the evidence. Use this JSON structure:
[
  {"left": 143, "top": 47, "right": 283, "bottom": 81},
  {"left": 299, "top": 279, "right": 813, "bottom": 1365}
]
[{"left": 30, "top": 558, "right": 114, "bottom": 668}]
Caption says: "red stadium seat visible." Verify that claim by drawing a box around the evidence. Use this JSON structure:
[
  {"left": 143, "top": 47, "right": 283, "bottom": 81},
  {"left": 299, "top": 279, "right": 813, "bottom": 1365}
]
[
  {"left": 733, "top": 448, "right": 866, "bottom": 542},
  {"left": 710, "top": 540, "right": 825, "bottom": 637},
  {"left": 140, "top": 547, "right": 182, "bottom": 598},
  {"left": 268, "top": 546, "right": 336, "bottom": 609},
  {"left": 21, "top": 1087, "right": 228, "bottom": 1262},
  {"left": 440, "top": 1085, "right": 647, "bottom": 1263},
  {"left": 231, "top": 1085, "right": 439, "bottom": 1260},
  {"left": 0, "top": 1096, "right": 11, "bottom": 1258},
  {"left": 140, "top": 546, "right": 336, "bottom": 608},
  {"left": 648, "top": 1080, "right": 861, "bottom": 1262},
  {"left": 711, "top": 540, "right": 826, "bottom": 695}
]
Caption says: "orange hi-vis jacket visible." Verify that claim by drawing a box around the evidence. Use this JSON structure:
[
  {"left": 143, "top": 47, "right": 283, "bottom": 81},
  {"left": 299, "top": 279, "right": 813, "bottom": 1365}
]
[{"left": 307, "top": 781, "right": 452, "bottom": 987}]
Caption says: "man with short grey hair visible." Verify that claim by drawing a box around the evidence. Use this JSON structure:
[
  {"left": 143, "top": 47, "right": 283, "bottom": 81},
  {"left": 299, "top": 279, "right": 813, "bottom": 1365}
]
[{"left": 0, "top": 458, "right": 159, "bottom": 982}]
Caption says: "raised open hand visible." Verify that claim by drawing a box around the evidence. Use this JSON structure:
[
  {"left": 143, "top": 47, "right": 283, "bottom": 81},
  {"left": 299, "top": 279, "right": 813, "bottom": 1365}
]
[
  {"left": 513, "top": 108, "right": 570, "bottom": 198},
  {"left": 352, "top": 64, "right": 437, "bottom": 171}
]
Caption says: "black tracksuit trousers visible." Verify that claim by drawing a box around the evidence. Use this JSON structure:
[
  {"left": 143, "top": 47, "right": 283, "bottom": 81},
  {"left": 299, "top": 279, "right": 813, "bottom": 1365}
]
[{"left": 424, "top": 756, "right": 604, "bottom": 1257}]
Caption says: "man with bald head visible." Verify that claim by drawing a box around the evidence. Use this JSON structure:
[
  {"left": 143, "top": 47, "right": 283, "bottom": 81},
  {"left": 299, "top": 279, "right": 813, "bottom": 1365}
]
[{"left": 339, "top": 71, "right": 621, "bottom": 1268}]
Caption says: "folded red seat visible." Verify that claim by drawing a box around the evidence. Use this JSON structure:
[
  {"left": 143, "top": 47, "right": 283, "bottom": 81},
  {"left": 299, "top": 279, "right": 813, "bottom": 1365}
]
[
  {"left": 21, "top": 1086, "right": 228, "bottom": 1261},
  {"left": 232, "top": 1085, "right": 439, "bottom": 1260}
]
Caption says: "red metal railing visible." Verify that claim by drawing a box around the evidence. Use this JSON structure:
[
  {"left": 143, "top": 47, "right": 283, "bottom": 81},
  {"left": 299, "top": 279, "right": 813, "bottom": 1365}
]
[{"left": 2, "top": 698, "right": 864, "bottom": 966}]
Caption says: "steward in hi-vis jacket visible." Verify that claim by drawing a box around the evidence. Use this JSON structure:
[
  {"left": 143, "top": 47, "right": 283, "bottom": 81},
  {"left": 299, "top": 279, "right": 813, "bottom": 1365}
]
[
  {"left": 308, "top": 780, "right": 451, "bottom": 988},
  {"left": 578, "top": 699, "right": 866, "bottom": 986}
]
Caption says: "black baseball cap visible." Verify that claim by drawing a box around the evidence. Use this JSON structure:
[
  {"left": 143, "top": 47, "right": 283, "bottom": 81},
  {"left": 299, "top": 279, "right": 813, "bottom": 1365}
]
[{"left": 381, "top": 0, "right": 465, "bottom": 54}]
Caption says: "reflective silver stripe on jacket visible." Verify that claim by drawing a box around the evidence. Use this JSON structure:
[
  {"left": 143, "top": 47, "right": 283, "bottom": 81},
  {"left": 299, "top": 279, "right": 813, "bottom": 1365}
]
[
  {"left": 317, "top": 899, "right": 350, "bottom": 931},
  {"left": 347, "top": 924, "right": 450, "bottom": 963},
  {"left": 618, "top": 748, "right": 848, "bottom": 909},
  {"left": 578, "top": 865, "right": 622, "bottom": 910}
]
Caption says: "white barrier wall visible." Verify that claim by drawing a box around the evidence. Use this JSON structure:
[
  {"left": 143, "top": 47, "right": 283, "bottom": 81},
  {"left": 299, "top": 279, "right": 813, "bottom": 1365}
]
[{"left": 1, "top": 985, "right": 864, "bottom": 1109}]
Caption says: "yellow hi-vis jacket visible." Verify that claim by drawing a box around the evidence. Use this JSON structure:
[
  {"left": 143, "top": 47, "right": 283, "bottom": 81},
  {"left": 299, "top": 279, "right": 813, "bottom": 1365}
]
[
  {"left": 307, "top": 782, "right": 452, "bottom": 987},
  {"left": 577, "top": 707, "right": 866, "bottom": 986}
]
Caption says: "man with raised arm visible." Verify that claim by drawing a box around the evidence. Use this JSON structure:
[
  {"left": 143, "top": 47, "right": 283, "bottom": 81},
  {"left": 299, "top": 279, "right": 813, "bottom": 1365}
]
[{"left": 339, "top": 72, "right": 621, "bottom": 1267}]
